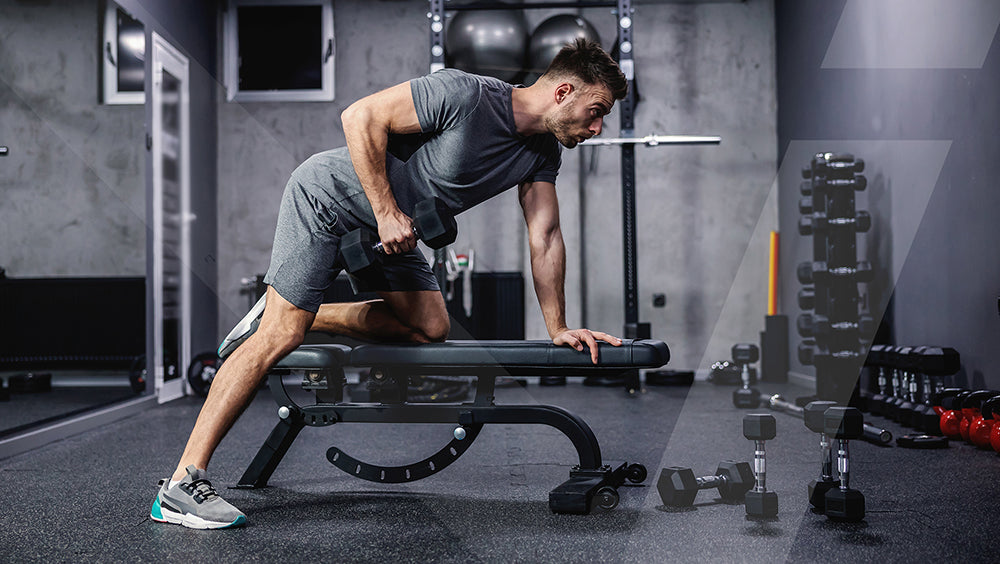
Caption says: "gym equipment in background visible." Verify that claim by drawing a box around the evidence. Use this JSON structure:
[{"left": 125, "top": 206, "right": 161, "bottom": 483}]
[
  {"left": 526, "top": 14, "right": 601, "bottom": 82},
  {"left": 797, "top": 152, "right": 871, "bottom": 404},
  {"left": 445, "top": 7, "right": 529, "bottom": 82}
]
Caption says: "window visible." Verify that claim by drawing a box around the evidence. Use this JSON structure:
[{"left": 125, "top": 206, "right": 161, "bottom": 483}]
[
  {"left": 102, "top": 1, "right": 145, "bottom": 105},
  {"left": 224, "top": 0, "right": 335, "bottom": 102}
]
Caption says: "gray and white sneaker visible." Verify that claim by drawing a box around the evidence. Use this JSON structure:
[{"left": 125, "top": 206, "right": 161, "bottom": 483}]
[
  {"left": 150, "top": 465, "right": 247, "bottom": 529},
  {"left": 218, "top": 294, "right": 266, "bottom": 359}
]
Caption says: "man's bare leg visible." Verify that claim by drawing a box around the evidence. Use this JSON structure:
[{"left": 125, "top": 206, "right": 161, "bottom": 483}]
[
  {"left": 171, "top": 286, "right": 314, "bottom": 481},
  {"left": 171, "top": 287, "right": 448, "bottom": 481},
  {"left": 311, "top": 290, "right": 449, "bottom": 343}
]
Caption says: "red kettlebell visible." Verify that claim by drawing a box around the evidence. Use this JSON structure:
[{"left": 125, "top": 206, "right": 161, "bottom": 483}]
[
  {"left": 969, "top": 396, "right": 1000, "bottom": 448},
  {"left": 960, "top": 391, "right": 997, "bottom": 443},
  {"left": 940, "top": 391, "right": 972, "bottom": 439}
]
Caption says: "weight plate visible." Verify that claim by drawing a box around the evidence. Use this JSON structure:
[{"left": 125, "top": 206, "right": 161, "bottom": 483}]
[{"left": 896, "top": 434, "right": 949, "bottom": 449}]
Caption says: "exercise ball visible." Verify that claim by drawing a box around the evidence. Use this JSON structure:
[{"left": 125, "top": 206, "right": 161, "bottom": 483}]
[
  {"left": 446, "top": 8, "right": 529, "bottom": 83},
  {"left": 526, "top": 14, "right": 602, "bottom": 81}
]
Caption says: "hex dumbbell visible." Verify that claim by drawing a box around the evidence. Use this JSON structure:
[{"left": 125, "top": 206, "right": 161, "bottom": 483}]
[
  {"left": 804, "top": 401, "right": 839, "bottom": 510},
  {"left": 912, "top": 347, "right": 961, "bottom": 433},
  {"left": 743, "top": 413, "right": 778, "bottom": 518},
  {"left": 797, "top": 314, "right": 874, "bottom": 339},
  {"left": 797, "top": 261, "right": 874, "bottom": 284},
  {"left": 341, "top": 197, "right": 457, "bottom": 276},
  {"left": 731, "top": 344, "right": 761, "bottom": 409},
  {"left": 798, "top": 211, "right": 871, "bottom": 236},
  {"left": 823, "top": 407, "right": 865, "bottom": 522},
  {"left": 657, "top": 462, "right": 754, "bottom": 507}
]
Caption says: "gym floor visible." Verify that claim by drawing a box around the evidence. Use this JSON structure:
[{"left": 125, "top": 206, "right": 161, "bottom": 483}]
[{"left": 1, "top": 376, "right": 997, "bottom": 561}]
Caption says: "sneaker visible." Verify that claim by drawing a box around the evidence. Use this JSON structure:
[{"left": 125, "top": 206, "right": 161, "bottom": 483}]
[
  {"left": 218, "top": 294, "right": 266, "bottom": 359},
  {"left": 150, "top": 465, "right": 247, "bottom": 529}
]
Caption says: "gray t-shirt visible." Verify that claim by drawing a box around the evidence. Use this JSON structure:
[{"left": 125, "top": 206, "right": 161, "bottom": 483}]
[{"left": 290, "top": 69, "right": 562, "bottom": 229}]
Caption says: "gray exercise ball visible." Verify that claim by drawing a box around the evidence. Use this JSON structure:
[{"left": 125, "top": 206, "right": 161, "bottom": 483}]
[
  {"left": 446, "top": 9, "right": 529, "bottom": 83},
  {"left": 526, "top": 14, "right": 602, "bottom": 82}
]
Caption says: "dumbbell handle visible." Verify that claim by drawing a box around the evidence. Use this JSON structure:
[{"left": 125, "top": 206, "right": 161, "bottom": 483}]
[
  {"left": 837, "top": 439, "right": 851, "bottom": 490},
  {"left": 372, "top": 226, "right": 420, "bottom": 255},
  {"left": 819, "top": 434, "right": 834, "bottom": 481},
  {"left": 695, "top": 475, "right": 728, "bottom": 490},
  {"left": 753, "top": 440, "right": 767, "bottom": 493}
]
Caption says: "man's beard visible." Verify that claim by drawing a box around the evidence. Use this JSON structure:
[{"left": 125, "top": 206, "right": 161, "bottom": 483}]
[{"left": 544, "top": 107, "right": 581, "bottom": 148}]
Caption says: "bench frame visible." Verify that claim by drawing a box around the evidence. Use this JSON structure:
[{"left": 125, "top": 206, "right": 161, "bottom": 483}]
[{"left": 235, "top": 345, "right": 652, "bottom": 514}]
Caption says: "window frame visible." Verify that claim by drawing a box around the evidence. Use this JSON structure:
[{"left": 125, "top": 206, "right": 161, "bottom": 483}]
[
  {"left": 223, "top": 0, "right": 336, "bottom": 103},
  {"left": 101, "top": 1, "right": 145, "bottom": 105}
]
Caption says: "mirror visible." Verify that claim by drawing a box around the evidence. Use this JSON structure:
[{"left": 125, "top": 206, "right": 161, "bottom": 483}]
[{"left": 0, "top": 0, "right": 147, "bottom": 436}]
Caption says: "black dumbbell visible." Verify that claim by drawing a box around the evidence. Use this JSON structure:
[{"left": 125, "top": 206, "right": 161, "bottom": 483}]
[
  {"left": 823, "top": 407, "right": 865, "bottom": 522},
  {"left": 798, "top": 211, "right": 871, "bottom": 236},
  {"left": 797, "top": 261, "right": 873, "bottom": 285},
  {"left": 743, "top": 413, "right": 778, "bottom": 518},
  {"left": 885, "top": 346, "right": 915, "bottom": 421},
  {"left": 804, "top": 401, "right": 839, "bottom": 510},
  {"left": 732, "top": 344, "right": 761, "bottom": 409},
  {"left": 798, "top": 342, "right": 863, "bottom": 366},
  {"left": 865, "top": 345, "right": 891, "bottom": 415},
  {"left": 913, "top": 347, "right": 961, "bottom": 433},
  {"left": 341, "top": 197, "right": 457, "bottom": 275},
  {"left": 797, "top": 314, "right": 874, "bottom": 339},
  {"left": 896, "top": 346, "right": 927, "bottom": 426},
  {"left": 798, "top": 287, "right": 815, "bottom": 310},
  {"left": 657, "top": 462, "right": 754, "bottom": 507}
]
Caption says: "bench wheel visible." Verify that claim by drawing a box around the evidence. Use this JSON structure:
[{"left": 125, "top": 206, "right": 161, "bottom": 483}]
[
  {"left": 626, "top": 463, "right": 647, "bottom": 483},
  {"left": 596, "top": 486, "right": 619, "bottom": 510}
]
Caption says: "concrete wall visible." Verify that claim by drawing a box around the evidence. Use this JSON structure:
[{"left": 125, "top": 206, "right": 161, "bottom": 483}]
[
  {"left": 0, "top": 0, "right": 146, "bottom": 277},
  {"left": 776, "top": 0, "right": 1000, "bottom": 388},
  {"left": 0, "top": 0, "right": 219, "bottom": 358},
  {"left": 217, "top": 0, "right": 778, "bottom": 371}
]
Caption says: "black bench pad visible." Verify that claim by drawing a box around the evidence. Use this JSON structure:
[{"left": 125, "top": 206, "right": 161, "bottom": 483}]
[{"left": 274, "top": 339, "right": 669, "bottom": 371}]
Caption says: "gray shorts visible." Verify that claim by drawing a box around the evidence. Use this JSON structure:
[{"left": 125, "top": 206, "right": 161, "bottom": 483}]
[{"left": 263, "top": 176, "right": 440, "bottom": 313}]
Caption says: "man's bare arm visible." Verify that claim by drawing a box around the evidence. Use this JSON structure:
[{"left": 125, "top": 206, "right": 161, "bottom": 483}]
[
  {"left": 341, "top": 82, "right": 423, "bottom": 254},
  {"left": 519, "top": 180, "right": 621, "bottom": 363}
]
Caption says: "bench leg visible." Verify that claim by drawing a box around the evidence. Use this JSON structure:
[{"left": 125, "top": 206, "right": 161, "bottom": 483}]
[{"left": 235, "top": 415, "right": 305, "bottom": 489}]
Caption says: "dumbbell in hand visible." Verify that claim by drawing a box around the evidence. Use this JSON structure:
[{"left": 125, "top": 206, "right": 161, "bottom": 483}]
[
  {"left": 732, "top": 344, "right": 761, "bottom": 409},
  {"left": 824, "top": 407, "right": 865, "bottom": 522},
  {"left": 341, "top": 197, "right": 457, "bottom": 275},
  {"left": 744, "top": 413, "right": 778, "bottom": 518},
  {"left": 803, "top": 401, "right": 839, "bottom": 510},
  {"left": 657, "top": 462, "right": 754, "bottom": 507}
]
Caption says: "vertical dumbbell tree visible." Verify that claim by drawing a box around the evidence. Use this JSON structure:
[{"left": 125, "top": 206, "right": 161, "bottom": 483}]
[{"left": 797, "top": 153, "right": 871, "bottom": 403}]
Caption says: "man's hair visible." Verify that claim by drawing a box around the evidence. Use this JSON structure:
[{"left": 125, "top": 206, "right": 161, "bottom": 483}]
[{"left": 542, "top": 38, "right": 628, "bottom": 100}]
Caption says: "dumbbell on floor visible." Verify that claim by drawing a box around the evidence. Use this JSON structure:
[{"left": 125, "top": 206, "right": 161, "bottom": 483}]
[
  {"left": 744, "top": 413, "right": 778, "bottom": 518},
  {"left": 341, "top": 197, "right": 457, "bottom": 276},
  {"left": 803, "top": 401, "right": 839, "bottom": 510},
  {"left": 657, "top": 462, "right": 754, "bottom": 507},
  {"left": 824, "top": 407, "right": 865, "bottom": 522}
]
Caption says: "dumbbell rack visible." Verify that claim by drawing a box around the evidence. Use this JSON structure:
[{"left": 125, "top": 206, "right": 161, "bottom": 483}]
[{"left": 796, "top": 153, "right": 871, "bottom": 403}]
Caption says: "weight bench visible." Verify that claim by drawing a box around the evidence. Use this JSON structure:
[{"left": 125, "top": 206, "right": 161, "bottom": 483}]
[{"left": 236, "top": 339, "right": 670, "bottom": 514}]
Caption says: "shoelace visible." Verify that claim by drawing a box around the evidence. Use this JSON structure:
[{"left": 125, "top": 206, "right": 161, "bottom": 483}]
[{"left": 183, "top": 479, "right": 220, "bottom": 503}]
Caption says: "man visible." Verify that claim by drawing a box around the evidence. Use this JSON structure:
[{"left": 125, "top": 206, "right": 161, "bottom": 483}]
[{"left": 151, "top": 38, "right": 628, "bottom": 529}]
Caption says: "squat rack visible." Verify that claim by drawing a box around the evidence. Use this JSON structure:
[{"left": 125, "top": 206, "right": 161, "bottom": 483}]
[{"left": 427, "top": 0, "right": 720, "bottom": 393}]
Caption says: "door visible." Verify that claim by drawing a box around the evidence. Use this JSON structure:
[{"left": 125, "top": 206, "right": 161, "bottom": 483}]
[{"left": 150, "top": 33, "right": 191, "bottom": 403}]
